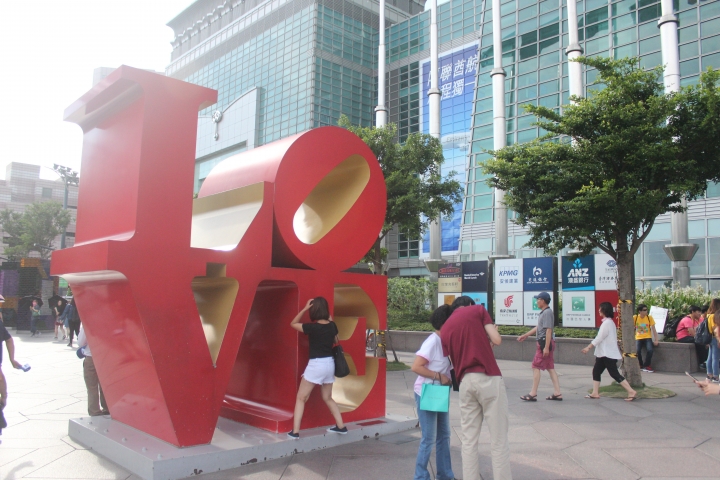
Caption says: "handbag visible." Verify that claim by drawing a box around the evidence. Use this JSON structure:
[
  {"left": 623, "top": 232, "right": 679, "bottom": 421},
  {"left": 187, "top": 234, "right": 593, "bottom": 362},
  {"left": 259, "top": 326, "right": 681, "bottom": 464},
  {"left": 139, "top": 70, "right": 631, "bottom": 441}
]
[
  {"left": 448, "top": 358, "right": 459, "bottom": 392},
  {"left": 537, "top": 336, "right": 554, "bottom": 351},
  {"left": 419, "top": 380, "right": 450, "bottom": 413},
  {"left": 332, "top": 344, "right": 350, "bottom": 378},
  {"left": 695, "top": 318, "right": 712, "bottom": 346}
]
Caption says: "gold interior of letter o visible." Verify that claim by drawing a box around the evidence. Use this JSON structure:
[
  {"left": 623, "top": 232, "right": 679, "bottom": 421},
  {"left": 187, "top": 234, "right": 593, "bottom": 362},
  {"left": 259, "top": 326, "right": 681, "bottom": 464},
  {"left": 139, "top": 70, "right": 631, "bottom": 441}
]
[{"left": 293, "top": 155, "right": 370, "bottom": 244}]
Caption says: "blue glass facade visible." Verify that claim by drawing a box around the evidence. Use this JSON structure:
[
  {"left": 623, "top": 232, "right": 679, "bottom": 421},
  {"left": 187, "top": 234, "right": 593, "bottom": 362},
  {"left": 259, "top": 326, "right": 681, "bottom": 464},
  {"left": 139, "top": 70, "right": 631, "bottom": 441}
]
[{"left": 167, "top": 0, "right": 720, "bottom": 288}]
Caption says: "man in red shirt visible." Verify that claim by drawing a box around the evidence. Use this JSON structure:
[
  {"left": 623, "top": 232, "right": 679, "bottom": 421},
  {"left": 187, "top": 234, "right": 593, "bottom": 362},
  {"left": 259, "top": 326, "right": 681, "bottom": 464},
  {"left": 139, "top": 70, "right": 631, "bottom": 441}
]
[
  {"left": 676, "top": 305, "right": 707, "bottom": 370},
  {"left": 441, "top": 296, "right": 512, "bottom": 480}
]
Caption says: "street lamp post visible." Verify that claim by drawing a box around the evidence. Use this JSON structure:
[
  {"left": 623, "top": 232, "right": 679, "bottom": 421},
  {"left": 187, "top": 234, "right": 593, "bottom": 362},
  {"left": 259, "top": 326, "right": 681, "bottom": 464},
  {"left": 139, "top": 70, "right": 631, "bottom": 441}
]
[{"left": 51, "top": 164, "right": 79, "bottom": 249}]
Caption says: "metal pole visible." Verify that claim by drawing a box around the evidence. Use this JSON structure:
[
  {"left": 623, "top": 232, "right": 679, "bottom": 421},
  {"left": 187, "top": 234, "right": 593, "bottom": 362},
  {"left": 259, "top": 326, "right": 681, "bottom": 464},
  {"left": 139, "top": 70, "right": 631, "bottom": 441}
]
[
  {"left": 375, "top": 0, "right": 388, "bottom": 127},
  {"left": 428, "top": 0, "right": 442, "bottom": 262},
  {"left": 491, "top": 0, "right": 508, "bottom": 256},
  {"left": 659, "top": 0, "right": 695, "bottom": 287},
  {"left": 566, "top": 0, "right": 583, "bottom": 100},
  {"left": 61, "top": 180, "right": 69, "bottom": 249}
]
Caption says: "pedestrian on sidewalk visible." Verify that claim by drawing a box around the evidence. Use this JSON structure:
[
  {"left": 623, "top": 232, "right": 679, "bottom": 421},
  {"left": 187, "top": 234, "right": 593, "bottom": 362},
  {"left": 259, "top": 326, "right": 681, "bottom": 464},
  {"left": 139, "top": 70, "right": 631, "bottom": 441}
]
[
  {"left": 29, "top": 299, "right": 41, "bottom": 337},
  {"left": 53, "top": 298, "right": 67, "bottom": 341},
  {"left": 77, "top": 324, "right": 109, "bottom": 416},
  {"left": 517, "top": 292, "right": 562, "bottom": 402},
  {"left": 633, "top": 304, "right": 658, "bottom": 373},
  {"left": 675, "top": 305, "right": 707, "bottom": 370},
  {"left": 0, "top": 320, "right": 23, "bottom": 437},
  {"left": 705, "top": 299, "right": 719, "bottom": 383},
  {"left": 441, "top": 296, "right": 512, "bottom": 480},
  {"left": 287, "top": 297, "right": 346, "bottom": 439},
  {"left": 582, "top": 302, "right": 638, "bottom": 401},
  {"left": 64, "top": 299, "right": 81, "bottom": 347},
  {"left": 411, "top": 304, "right": 456, "bottom": 480}
]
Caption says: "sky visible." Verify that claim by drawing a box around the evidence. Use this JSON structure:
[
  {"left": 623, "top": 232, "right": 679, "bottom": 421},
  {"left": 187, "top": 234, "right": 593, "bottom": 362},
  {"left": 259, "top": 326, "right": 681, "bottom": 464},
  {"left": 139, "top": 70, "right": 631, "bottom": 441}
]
[{"left": 0, "top": 0, "right": 196, "bottom": 180}]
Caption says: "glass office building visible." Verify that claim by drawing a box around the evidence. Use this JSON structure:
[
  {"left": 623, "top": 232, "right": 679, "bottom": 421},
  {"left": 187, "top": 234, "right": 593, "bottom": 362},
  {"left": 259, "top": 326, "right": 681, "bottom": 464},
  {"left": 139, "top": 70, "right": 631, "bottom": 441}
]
[{"left": 167, "top": 0, "right": 720, "bottom": 290}]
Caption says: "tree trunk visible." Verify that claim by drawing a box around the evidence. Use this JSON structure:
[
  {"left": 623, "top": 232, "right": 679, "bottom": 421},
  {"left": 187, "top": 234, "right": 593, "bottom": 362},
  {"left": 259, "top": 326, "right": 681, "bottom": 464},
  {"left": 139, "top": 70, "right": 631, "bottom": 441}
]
[
  {"left": 617, "top": 250, "right": 643, "bottom": 387},
  {"left": 372, "top": 237, "right": 383, "bottom": 275}
]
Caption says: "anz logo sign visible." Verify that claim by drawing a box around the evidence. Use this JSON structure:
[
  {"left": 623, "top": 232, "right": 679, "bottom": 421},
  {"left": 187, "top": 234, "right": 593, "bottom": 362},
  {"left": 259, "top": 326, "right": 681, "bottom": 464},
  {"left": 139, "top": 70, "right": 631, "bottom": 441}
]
[{"left": 567, "top": 259, "right": 589, "bottom": 277}]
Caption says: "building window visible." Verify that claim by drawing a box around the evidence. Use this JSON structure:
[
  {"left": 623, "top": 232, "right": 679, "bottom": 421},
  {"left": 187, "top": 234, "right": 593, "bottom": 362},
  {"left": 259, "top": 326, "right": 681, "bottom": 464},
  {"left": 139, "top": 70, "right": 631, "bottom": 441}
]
[
  {"left": 42, "top": 187, "right": 52, "bottom": 198},
  {"left": 398, "top": 232, "right": 419, "bottom": 259}
]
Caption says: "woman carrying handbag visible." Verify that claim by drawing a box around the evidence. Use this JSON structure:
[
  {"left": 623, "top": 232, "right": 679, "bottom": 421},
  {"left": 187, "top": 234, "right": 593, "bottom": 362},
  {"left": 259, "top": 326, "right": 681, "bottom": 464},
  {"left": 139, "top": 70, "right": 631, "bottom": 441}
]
[
  {"left": 410, "top": 305, "right": 457, "bottom": 480},
  {"left": 288, "top": 297, "right": 347, "bottom": 439}
]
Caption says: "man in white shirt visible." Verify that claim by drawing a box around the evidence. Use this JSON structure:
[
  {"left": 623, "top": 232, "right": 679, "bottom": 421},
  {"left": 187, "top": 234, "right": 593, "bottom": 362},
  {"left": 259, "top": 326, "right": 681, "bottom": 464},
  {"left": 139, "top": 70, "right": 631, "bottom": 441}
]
[{"left": 78, "top": 325, "right": 109, "bottom": 416}]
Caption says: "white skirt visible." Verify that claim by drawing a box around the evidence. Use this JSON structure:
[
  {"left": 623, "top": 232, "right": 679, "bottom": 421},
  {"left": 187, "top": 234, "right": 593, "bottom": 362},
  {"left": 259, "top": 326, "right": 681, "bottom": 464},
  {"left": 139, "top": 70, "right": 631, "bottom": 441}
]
[{"left": 302, "top": 357, "right": 335, "bottom": 385}]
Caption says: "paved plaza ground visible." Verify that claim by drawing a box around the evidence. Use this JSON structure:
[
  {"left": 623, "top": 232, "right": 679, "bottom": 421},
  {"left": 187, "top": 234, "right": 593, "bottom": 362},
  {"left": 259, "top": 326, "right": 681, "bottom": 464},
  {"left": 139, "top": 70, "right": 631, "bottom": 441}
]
[{"left": 1, "top": 331, "right": 719, "bottom": 479}]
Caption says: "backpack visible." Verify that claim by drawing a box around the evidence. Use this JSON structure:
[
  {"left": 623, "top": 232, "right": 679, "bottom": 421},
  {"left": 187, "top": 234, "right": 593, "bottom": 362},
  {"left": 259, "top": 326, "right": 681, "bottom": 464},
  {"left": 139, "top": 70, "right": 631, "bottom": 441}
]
[
  {"left": 663, "top": 316, "right": 683, "bottom": 338},
  {"left": 695, "top": 318, "right": 712, "bottom": 346}
]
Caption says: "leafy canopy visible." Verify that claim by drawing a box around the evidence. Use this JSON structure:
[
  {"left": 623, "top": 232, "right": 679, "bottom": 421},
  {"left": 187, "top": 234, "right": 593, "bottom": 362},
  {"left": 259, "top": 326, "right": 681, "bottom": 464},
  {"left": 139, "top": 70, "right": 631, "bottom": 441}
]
[
  {"left": 338, "top": 115, "right": 462, "bottom": 241},
  {"left": 484, "top": 57, "right": 720, "bottom": 258},
  {"left": 0, "top": 201, "right": 72, "bottom": 259}
]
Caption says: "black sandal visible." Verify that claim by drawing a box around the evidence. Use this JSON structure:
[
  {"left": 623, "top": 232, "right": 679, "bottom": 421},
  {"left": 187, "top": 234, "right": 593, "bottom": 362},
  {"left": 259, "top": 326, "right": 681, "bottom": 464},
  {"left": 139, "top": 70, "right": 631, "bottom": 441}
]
[
  {"left": 546, "top": 394, "right": 563, "bottom": 401},
  {"left": 520, "top": 394, "right": 537, "bottom": 402}
]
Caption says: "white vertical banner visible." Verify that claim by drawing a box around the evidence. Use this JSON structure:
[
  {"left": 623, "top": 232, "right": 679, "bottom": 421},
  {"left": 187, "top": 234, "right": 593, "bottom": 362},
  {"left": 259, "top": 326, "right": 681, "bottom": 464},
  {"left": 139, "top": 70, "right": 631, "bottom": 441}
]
[
  {"left": 495, "top": 291, "right": 523, "bottom": 325},
  {"left": 562, "top": 291, "right": 596, "bottom": 328},
  {"left": 594, "top": 253, "right": 618, "bottom": 291},
  {"left": 494, "top": 258, "right": 524, "bottom": 291},
  {"left": 523, "top": 291, "right": 554, "bottom": 327}
]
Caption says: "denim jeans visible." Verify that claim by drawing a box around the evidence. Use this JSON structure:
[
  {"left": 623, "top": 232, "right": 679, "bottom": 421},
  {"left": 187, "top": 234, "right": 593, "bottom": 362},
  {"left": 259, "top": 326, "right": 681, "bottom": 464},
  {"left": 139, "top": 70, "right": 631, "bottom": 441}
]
[
  {"left": 707, "top": 337, "right": 720, "bottom": 378},
  {"left": 414, "top": 393, "right": 455, "bottom": 480},
  {"left": 30, "top": 315, "right": 39, "bottom": 334},
  {"left": 636, "top": 338, "right": 654, "bottom": 368}
]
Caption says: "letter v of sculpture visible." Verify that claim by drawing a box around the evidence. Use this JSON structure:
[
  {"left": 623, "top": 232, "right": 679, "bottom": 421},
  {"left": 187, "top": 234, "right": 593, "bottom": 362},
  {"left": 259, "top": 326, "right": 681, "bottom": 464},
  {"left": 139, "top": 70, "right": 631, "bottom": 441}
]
[{"left": 52, "top": 66, "right": 388, "bottom": 447}]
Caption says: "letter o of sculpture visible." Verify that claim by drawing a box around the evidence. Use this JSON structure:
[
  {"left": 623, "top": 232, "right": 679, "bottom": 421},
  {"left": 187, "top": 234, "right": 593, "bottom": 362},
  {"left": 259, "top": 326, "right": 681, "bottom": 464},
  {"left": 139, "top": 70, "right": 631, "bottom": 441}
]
[{"left": 198, "top": 126, "right": 386, "bottom": 271}]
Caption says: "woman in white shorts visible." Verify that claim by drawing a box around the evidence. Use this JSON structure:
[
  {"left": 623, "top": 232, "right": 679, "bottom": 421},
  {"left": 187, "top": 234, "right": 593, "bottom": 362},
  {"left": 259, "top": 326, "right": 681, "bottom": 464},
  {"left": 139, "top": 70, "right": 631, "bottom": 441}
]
[{"left": 288, "top": 297, "right": 347, "bottom": 438}]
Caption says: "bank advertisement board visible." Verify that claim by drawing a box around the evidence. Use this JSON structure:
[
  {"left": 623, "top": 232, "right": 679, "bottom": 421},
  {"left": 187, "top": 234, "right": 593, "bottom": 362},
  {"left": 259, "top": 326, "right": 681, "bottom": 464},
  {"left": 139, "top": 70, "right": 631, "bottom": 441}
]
[
  {"left": 594, "top": 290, "right": 619, "bottom": 327},
  {"left": 562, "top": 255, "right": 596, "bottom": 291},
  {"left": 523, "top": 257, "right": 554, "bottom": 291},
  {"left": 495, "top": 291, "right": 523, "bottom": 325},
  {"left": 594, "top": 253, "right": 618, "bottom": 291},
  {"left": 438, "top": 292, "right": 462, "bottom": 307},
  {"left": 438, "top": 262, "right": 462, "bottom": 293},
  {"left": 494, "top": 258, "right": 523, "bottom": 292},
  {"left": 562, "top": 291, "right": 596, "bottom": 327},
  {"left": 462, "top": 260, "right": 488, "bottom": 292},
  {"left": 462, "top": 291, "right": 488, "bottom": 308},
  {"left": 523, "top": 291, "right": 555, "bottom": 327}
]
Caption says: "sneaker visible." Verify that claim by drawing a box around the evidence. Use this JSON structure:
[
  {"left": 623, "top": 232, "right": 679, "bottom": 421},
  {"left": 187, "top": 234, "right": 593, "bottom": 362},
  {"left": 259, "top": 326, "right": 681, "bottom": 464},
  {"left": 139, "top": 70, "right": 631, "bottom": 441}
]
[
  {"left": 327, "top": 426, "right": 348, "bottom": 435},
  {"left": 287, "top": 431, "right": 299, "bottom": 439},
  {"left": 640, "top": 367, "right": 647, "bottom": 372},
  {"left": 712, "top": 378, "right": 720, "bottom": 384},
  {"left": 644, "top": 367, "right": 654, "bottom": 373}
]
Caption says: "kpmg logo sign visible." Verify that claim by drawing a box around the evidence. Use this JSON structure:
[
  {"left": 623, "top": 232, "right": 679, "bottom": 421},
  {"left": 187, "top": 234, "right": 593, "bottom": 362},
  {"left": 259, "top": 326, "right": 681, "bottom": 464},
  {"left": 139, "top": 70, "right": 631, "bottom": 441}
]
[
  {"left": 494, "top": 258, "right": 523, "bottom": 291},
  {"left": 562, "top": 255, "right": 595, "bottom": 291}
]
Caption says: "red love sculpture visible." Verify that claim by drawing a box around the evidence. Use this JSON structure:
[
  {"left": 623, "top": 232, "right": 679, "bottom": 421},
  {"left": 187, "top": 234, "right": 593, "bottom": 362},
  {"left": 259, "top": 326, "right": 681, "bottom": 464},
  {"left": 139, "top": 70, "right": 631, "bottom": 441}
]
[{"left": 51, "top": 66, "right": 388, "bottom": 447}]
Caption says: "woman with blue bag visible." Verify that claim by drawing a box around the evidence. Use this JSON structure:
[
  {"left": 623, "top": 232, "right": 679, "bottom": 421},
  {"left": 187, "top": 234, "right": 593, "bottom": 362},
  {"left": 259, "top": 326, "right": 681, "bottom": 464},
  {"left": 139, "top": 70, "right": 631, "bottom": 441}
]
[{"left": 410, "top": 305, "right": 456, "bottom": 480}]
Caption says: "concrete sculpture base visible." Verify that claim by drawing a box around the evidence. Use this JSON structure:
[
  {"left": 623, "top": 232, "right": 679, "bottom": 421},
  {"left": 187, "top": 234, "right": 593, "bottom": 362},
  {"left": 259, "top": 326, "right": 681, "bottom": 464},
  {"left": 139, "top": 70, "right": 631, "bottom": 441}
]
[{"left": 69, "top": 414, "right": 417, "bottom": 480}]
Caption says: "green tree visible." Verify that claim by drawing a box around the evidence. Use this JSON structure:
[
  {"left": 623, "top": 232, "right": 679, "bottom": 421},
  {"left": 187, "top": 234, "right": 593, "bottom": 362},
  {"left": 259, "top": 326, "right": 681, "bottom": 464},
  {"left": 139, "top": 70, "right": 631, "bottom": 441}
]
[
  {"left": 338, "top": 115, "right": 463, "bottom": 274},
  {"left": 484, "top": 58, "right": 720, "bottom": 386},
  {"left": 0, "top": 202, "right": 72, "bottom": 259}
]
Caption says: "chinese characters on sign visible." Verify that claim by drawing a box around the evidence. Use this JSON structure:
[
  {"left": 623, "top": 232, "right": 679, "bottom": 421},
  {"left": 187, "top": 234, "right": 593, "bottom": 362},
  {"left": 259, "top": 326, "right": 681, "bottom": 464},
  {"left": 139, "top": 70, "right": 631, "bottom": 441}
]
[{"left": 427, "top": 51, "right": 479, "bottom": 101}]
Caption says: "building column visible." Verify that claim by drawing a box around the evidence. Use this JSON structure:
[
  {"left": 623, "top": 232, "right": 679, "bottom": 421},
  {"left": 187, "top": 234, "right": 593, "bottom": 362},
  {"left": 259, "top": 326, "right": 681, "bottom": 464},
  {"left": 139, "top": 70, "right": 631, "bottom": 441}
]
[
  {"left": 659, "top": 0, "right": 696, "bottom": 287},
  {"left": 427, "top": 0, "right": 442, "bottom": 265},
  {"left": 566, "top": 0, "right": 583, "bottom": 100},
  {"left": 375, "top": 0, "right": 388, "bottom": 127},
  {"left": 491, "top": 0, "right": 510, "bottom": 259}
]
